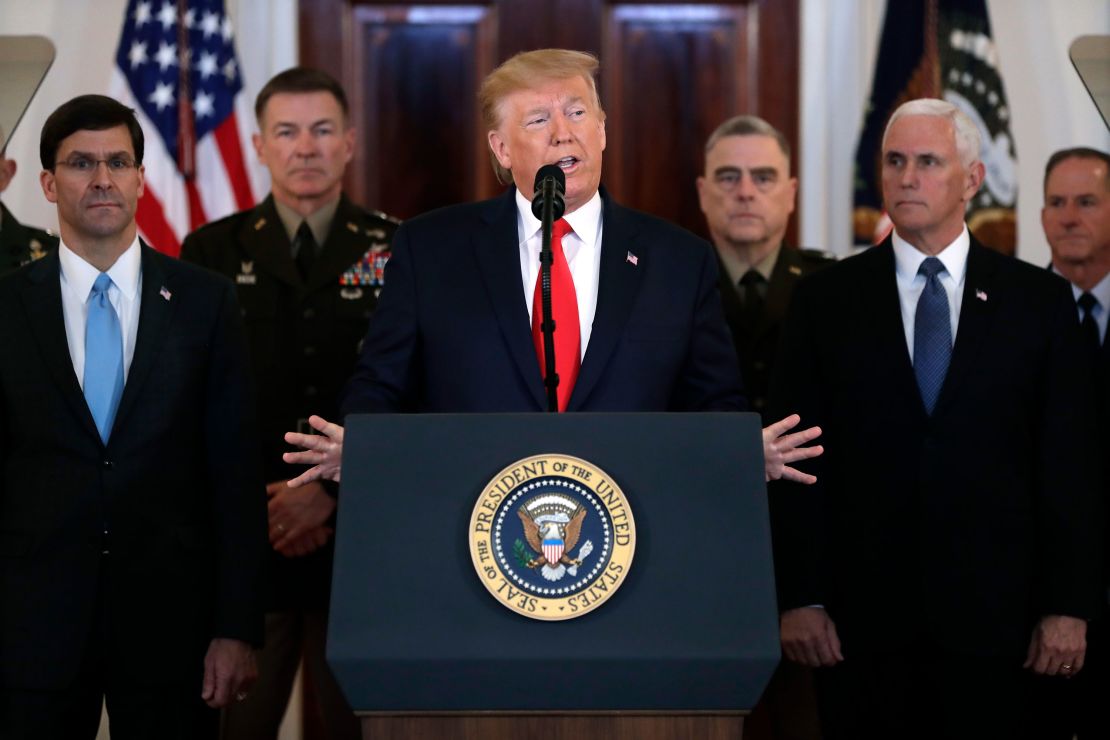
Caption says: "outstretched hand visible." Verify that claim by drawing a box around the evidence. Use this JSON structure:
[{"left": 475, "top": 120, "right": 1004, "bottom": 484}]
[
  {"left": 763, "top": 413, "right": 823, "bottom": 484},
  {"left": 283, "top": 415, "right": 345, "bottom": 487}
]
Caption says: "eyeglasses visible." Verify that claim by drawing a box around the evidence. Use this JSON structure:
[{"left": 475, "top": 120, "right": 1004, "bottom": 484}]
[{"left": 54, "top": 155, "right": 139, "bottom": 176}]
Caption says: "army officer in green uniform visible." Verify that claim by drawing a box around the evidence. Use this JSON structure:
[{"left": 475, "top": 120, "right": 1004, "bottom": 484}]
[
  {"left": 1, "top": 146, "right": 58, "bottom": 273},
  {"left": 181, "top": 67, "right": 398, "bottom": 740}
]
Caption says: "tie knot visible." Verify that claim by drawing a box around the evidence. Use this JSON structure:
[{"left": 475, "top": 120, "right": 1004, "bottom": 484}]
[
  {"left": 90, "top": 272, "right": 113, "bottom": 298},
  {"left": 739, "top": 269, "right": 765, "bottom": 289},
  {"left": 918, "top": 257, "right": 946, "bottom": 280},
  {"left": 1078, "top": 292, "right": 1099, "bottom": 314},
  {"left": 552, "top": 218, "right": 572, "bottom": 240},
  {"left": 295, "top": 221, "right": 316, "bottom": 246}
]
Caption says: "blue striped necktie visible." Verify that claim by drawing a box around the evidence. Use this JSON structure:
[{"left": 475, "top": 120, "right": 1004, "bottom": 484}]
[
  {"left": 913, "top": 257, "right": 952, "bottom": 415},
  {"left": 84, "top": 273, "right": 125, "bottom": 443}
]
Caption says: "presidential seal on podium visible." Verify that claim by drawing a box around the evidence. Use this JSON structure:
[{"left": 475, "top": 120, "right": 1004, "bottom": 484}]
[{"left": 469, "top": 454, "right": 636, "bottom": 620}]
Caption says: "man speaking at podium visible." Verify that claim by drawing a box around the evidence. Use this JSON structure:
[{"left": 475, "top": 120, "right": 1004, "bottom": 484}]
[{"left": 283, "top": 49, "right": 821, "bottom": 494}]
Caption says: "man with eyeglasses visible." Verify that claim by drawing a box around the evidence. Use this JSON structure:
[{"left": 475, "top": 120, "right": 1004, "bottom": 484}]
[
  {"left": 696, "top": 116, "right": 834, "bottom": 419},
  {"left": 695, "top": 116, "right": 831, "bottom": 739},
  {"left": 0, "top": 94, "right": 267, "bottom": 739}
]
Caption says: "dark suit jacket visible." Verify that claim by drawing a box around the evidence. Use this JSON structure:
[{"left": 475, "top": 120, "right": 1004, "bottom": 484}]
[
  {"left": 0, "top": 245, "right": 267, "bottom": 690},
  {"left": 769, "top": 236, "right": 1103, "bottom": 660},
  {"left": 182, "top": 194, "right": 398, "bottom": 610},
  {"left": 341, "top": 187, "right": 746, "bottom": 414},
  {"left": 717, "top": 245, "right": 835, "bottom": 418}
]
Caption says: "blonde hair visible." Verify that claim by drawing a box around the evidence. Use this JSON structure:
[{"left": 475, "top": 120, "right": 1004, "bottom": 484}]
[{"left": 479, "top": 49, "right": 605, "bottom": 185}]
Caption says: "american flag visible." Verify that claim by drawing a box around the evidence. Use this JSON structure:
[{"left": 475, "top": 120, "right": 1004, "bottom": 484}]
[{"left": 110, "top": 0, "right": 262, "bottom": 256}]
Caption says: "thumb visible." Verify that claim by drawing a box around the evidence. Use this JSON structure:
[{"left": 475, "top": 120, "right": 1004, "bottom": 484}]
[{"left": 201, "top": 654, "right": 217, "bottom": 700}]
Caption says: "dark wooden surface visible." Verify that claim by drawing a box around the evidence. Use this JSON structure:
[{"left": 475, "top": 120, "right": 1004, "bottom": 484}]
[
  {"left": 361, "top": 714, "right": 745, "bottom": 740},
  {"left": 298, "top": 0, "right": 800, "bottom": 244}
]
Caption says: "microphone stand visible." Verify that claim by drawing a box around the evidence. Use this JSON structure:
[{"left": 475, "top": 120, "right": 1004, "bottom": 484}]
[{"left": 538, "top": 176, "right": 559, "bottom": 413}]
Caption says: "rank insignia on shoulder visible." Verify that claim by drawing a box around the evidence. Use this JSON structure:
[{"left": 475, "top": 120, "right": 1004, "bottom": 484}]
[
  {"left": 236, "top": 260, "right": 257, "bottom": 285},
  {"left": 339, "top": 247, "right": 391, "bottom": 287}
]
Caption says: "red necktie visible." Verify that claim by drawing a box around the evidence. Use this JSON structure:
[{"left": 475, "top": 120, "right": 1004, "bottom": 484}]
[{"left": 532, "top": 218, "right": 580, "bottom": 412}]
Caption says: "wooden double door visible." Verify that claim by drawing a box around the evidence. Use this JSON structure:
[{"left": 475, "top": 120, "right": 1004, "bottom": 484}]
[{"left": 299, "top": 0, "right": 800, "bottom": 244}]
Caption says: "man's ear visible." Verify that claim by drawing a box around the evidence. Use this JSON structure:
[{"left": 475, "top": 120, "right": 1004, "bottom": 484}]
[
  {"left": 40, "top": 168, "right": 58, "bottom": 204},
  {"left": 488, "top": 130, "right": 512, "bottom": 172},
  {"left": 0, "top": 157, "right": 17, "bottom": 193}
]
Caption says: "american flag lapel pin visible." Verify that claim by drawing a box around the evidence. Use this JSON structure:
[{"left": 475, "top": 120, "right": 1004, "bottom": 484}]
[
  {"left": 975, "top": 289, "right": 987, "bottom": 302},
  {"left": 160, "top": 286, "right": 172, "bottom": 301},
  {"left": 625, "top": 251, "right": 639, "bottom": 266}
]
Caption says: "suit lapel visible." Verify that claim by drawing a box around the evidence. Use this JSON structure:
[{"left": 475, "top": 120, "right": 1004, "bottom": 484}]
[
  {"left": 239, "top": 197, "right": 301, "bottom": 289},
  {"left": 19, "top": 251, "right": 101, "bottom": 439},
  {"left": 306, "top": 195, "right": 376, "bottom": 292},
  {"left": 473, "top": 188, "right": 546, "bottom": 409},
  {"left": 110, "top": 244, "right": 176, "bottom": 439},
  {"left": 716, "top": 260, "right": 743, "bottom": 324},
  {"left": 933, "top": 240, "right": 999, "bottom": 415},
  {"left": 568, "top": 192, "right": 643, "bottom": 410},
  {"left": 866, "top": 241, "right": 925, "bottom": 415}
]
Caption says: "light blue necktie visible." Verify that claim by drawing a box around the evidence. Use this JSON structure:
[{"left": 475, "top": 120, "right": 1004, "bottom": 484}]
[
  {"left": 84, "top": 273, "right": 125, "bottom": 443},
  {"left": 913, "top": 257, "right": 952, "bottom": 415}
]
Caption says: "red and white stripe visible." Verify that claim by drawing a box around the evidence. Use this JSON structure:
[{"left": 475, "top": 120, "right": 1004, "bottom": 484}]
[{"left": 108, "top": 69, "right": 263, "bottom": 256}]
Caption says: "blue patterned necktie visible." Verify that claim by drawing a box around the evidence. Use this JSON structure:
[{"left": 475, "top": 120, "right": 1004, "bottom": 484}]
[
  {"left": 913, "top": 257, "right": 952, "bottom": 415},
  {"left": 84, "top": 273, "right": 125, "bottom": 443}
]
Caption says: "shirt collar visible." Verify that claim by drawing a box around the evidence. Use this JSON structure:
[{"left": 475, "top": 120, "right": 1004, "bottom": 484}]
[
  {"left": 1054, "top": 266, "right": 1110, "bottom": 310},
  {"left": 718, "top": 243, "right": 782, "bottom": 285},
  {"left": 892, "top": 225, "right": 970, "bottom": 285},
  {"left": 515, "top": 187, "right": 603, "bottom": 250},
  {"left": 59, "top": 235, "right": 142, "bottom": 301},
  {"left": 273, "top": 196, "right": 341, "bottom": 246}
]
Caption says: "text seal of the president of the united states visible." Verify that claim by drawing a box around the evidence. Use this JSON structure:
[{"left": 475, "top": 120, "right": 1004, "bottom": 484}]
[{"left": 469, "top": 454, "right": 636, "bottom": 620}]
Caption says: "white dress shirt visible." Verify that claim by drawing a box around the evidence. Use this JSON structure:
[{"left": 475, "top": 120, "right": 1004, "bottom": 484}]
[
  {"left": 59, "top": 237, "right": 143, "bottom": 386},
  {"left": 516, "top": 189, "right": 604, "bottom": 361},
  {"left": 892, "top": 226, "right": 969, "bottom": 362},
  {"left": 1053, "top": 266, "right": 1110, "bottom": 345}
]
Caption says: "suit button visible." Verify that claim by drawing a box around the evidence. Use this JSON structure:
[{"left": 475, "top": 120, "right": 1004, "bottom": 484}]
[
  {"left": 304, "top": 345, "right": 316, "bottom": 357},
  {"left": 303, "top": 307, "right": 316, "bottom": 319},
  {"left": 102, "top": 460, "right": 114, "bottom": 469}
]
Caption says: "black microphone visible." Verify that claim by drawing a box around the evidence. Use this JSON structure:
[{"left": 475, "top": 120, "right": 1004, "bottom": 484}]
[
  {"left": 531, "top": 164, "right": 566, "bottom": 221},
  {"left": 531, "top": 164, "right": 566, "bottom": 412}
]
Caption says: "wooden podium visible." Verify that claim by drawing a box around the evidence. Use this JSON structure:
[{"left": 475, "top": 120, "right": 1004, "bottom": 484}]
[
  {"left": 360, "top": 712, "right": 743, "bottom": 739},
  {"left": 332, "top": 413, "right": 777, "bottom": 739}
]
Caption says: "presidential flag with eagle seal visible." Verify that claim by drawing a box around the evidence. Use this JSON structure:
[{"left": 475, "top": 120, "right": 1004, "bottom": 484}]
[{"left": 852, "top": 0, "right": 1017, "bottom": 255}]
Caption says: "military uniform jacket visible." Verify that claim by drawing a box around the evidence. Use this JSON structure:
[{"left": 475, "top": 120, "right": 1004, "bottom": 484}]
[
  {"left": 181, "top": 194, "right": 398, "bottom": 610},
  {"left": 0, "top": 202, "right": 58, "bottom": 275},
  {"left": 716, "top": 245, "right": 834, "bottom": 418}
]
